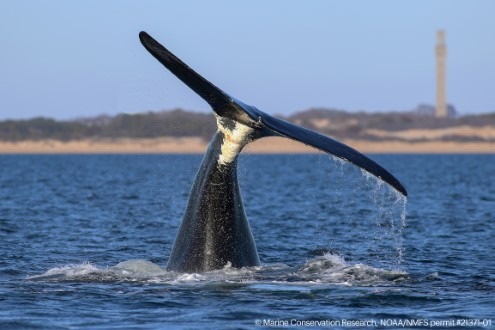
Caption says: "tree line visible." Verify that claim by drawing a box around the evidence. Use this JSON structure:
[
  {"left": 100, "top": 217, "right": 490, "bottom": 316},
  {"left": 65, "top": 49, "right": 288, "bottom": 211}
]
[
  {"left": 1, "top": 108, "right": 494, "bottom": 142},
  {"left": 0, "top": 110, "right": 216, "bottom": 142}
]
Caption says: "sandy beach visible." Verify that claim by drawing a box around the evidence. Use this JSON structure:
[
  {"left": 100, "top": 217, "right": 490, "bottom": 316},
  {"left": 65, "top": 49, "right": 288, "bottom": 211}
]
[{"left": 0, "top": 137, "right": 493, "bottom": 154}]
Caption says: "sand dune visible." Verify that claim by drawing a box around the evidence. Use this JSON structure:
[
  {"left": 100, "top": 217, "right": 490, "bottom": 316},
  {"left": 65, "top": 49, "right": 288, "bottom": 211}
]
[
  {"left": 365, "top": 125, "right": 495, "bottom": 141},
  {"left": 0, "top": 136, "right": 493, "bottom": 154}
]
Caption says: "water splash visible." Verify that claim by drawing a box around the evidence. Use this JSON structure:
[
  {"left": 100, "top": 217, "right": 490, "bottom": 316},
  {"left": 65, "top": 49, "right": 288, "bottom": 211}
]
[
  {"left": 298, "top": 253, "right": 408, "bottom": 284},
  {"left": 322, "top": 155, "right": 408, "bottom": 269},
  {"left": 359, "top": 167, "right": 408, "bottom": 265},
  {"left": 27, "top": 262, "right": 100, "bottom": 280},
  {"left": 111, "top": 259, "right": 165, "bottom": 277},
  {"left": 26, "top": 255, "right": 408, "bottom": 286}
]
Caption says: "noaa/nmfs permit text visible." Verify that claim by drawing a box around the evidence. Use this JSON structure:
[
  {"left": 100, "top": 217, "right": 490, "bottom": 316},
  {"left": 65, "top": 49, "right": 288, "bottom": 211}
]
[{"left": 255, "top": 318, "right": 492, "bottom": 328}]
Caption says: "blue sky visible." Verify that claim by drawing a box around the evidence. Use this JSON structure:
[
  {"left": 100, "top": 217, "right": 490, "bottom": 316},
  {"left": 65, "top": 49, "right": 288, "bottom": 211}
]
[{"left": 1, "top": 0, "right": 494, "bottom": 120}]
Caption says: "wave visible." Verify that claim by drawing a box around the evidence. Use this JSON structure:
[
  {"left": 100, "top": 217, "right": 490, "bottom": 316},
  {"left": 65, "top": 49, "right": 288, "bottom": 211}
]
[
  {"left": 298, "top": 253, "right": 409, "bottom": 284},
  {"left": 27, "top": 253, "right": 409, "bottom": 286}
]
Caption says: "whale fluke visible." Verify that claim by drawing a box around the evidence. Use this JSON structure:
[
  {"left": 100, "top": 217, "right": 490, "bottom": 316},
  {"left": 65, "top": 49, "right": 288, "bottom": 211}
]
[{"left": 139, "top": 31, "right": 407, "bottom": 273}]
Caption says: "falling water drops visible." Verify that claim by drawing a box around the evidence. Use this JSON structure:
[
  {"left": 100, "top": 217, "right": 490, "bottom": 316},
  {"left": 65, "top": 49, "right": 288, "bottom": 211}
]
[{"left": 321, "top": 155, "right": 408, "bottom": 269}]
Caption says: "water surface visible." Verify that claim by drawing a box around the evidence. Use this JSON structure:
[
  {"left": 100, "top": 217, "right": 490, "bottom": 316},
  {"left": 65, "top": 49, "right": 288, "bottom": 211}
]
[{"left": 0, "top": 154, "right": 494, "bottom": 329}]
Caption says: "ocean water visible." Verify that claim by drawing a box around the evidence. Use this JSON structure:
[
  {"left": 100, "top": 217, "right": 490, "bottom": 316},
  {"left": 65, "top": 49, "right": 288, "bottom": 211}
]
[{"left": 0, "top": 154, "right": 494, "bottom": 329}]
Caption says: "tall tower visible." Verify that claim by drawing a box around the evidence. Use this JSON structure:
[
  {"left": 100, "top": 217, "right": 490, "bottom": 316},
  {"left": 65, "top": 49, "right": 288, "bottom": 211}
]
[{"left": 436, "top": 30, "right": 447, "bottom": 118}]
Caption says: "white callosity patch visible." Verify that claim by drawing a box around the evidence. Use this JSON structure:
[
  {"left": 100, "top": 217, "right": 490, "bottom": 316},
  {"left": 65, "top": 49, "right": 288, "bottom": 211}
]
[{"left": 216, "top": 115, "right": 254, "bottom": 165}]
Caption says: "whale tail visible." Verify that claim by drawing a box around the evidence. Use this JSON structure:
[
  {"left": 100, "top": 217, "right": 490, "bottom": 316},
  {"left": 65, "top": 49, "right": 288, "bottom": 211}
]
[{"left": 139, "top": 31, "right": 407, "bottom": 197}]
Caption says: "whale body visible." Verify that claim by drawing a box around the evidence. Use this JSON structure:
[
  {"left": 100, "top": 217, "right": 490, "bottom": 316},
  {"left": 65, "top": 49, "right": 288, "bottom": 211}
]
[{"left": 139, "top": 31, "right": 407, "bottom": 273}]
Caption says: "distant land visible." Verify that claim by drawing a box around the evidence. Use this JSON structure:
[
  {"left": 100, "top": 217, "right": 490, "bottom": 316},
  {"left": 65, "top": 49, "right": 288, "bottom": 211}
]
[{"left": 1, "top": 106, "right": 494, "bottom": 154}]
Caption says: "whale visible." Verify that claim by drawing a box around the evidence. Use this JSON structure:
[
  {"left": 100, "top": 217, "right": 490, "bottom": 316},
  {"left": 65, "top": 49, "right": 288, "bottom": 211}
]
[{"left": 139, "top": 31, "right": 407, "bottom": 273}]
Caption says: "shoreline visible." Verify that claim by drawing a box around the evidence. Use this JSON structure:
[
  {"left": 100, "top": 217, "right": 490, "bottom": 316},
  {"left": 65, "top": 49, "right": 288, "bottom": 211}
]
[{"left": 0, "top": 137, "right": 493, "bottom": 154}]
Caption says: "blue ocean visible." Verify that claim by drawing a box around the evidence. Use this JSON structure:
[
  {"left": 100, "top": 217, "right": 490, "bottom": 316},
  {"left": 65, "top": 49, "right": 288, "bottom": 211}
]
[{"left": 0, "top": 154, "right": 494, "bottom": 329}]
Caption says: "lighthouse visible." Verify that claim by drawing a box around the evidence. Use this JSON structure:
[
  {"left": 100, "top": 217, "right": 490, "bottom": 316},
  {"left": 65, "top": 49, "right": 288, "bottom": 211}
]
[{"left": 436, "top": 30, "right": 447, "bottom": 118}]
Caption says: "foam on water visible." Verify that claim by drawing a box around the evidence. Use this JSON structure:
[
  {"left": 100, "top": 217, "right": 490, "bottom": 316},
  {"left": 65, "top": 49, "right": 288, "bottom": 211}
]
[
  {"left": 111, "top": 259, "right": 165, "bottom": 277},
  {"left": 298, "top": 253, "right": 409, "bottom": 285},
  {"left": 27, "top": 254, "right": 409, "bottom": 286},
  {"left": 27, "top": 262, "right": 100, "bottom": 280}
]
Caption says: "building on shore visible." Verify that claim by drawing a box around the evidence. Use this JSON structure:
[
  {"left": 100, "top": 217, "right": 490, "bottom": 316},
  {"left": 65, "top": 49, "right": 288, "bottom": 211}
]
[{"left": 436, "top": 30, "right": 448, "bottom": 118}]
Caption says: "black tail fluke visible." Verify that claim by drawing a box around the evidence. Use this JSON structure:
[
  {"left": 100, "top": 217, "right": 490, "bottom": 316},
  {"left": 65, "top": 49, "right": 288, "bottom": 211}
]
[
  {"left": 257, "top": 112, "right": 408, "bottom": 196},
  {"left": 139, "top": 32, "right": 227, "bottom": 109},
  {"left": 139, "top": 31, "right": 407, "bottom": 196},
  {"left": 139, "top": 31, "right": 258, "bottom": 124}
]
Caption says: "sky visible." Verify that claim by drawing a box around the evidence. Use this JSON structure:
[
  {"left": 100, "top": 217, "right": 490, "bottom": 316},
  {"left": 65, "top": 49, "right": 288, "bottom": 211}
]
[{"left": 1, "top": 0, "right": 494, "bottom": 120}]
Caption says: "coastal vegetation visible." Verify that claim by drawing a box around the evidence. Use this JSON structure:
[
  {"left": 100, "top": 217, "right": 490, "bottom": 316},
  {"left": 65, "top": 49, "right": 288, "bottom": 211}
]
[{"left": 1, "top": 108, "right": 494, "bottom": 143}]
